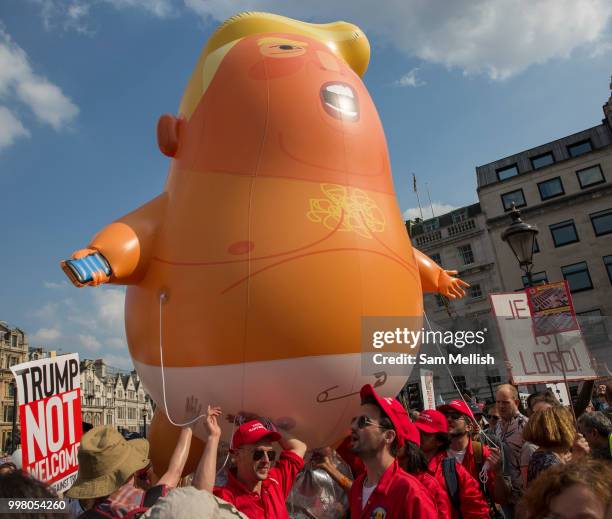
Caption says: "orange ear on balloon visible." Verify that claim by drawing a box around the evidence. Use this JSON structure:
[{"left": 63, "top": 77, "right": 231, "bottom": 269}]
[{"left": 157, "top": 114, "right": 182, "bottom": 157}]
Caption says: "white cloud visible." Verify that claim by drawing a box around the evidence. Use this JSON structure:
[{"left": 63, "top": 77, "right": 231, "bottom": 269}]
[
  {"left": 31, "top": 327, "right": 61, "bottom": 344},
  {"left": 402, "top": 202, "right": 459, "bottom": 221},
  {"left": 102, "top": 353, "right": 134, "bottom": 370},
  {"left": 0, "top": 106, "right": 30, "bottom": 149},
  {"left": 182, "top": 0, "right": 612, "bottom": 80},
  {"left": 34, "top": 302, "right": 59, "bottom": 321},
  {"left": 106, "top": 337, "right": 127, "bottom": 349},
  {"left": 43, "top": 280, "right": 68, "bottom": 288},
  {"left": 79, "top": 333, "right": 102, "bottom": 351},
  {"left": 92, "top": 287, "right": 125, "bottom": 336},
  {"left": 0, "top": 27, "right": 78, "bottom": 151},
  {"left": 105, "top": 0, "right": 175, "bottom": 18},
  {"left": 395, "top": 68, "right": 425, "bottom": 88}
]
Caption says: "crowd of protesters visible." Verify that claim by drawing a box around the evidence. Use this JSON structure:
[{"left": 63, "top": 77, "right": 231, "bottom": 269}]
[{"left": 1, "top": 380, "right": 611, "bottom": 519}]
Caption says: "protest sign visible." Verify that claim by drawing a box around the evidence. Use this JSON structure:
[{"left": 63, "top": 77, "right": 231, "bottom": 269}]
[
  {"left": 490, "top": 292, "right": 596, "bottom": 384},
  {"left": 525, "top": 281, "right": 579, "bottom": 337},
  {"left": 10, "top": 353, "right": 82, "bottom": 493},
  {"left": 420, "top": 369, "right": 435, "bottom": 410}
]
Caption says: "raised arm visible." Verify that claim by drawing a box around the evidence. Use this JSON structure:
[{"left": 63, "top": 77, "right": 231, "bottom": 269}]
[
  {"left": 193, "top": 405, "right": 223, "bottom": 492},
  {"left": 156, "top": 396, "right": 201, "bottom": 487},
  {"left": 278, "top": 432, "right": 307, "bottom": 459},
  {"left": 413, "top": 248, "right": 469, "bottom": 299},
  {"left": 62, "top": 192, "right": 168, "bottom": 286}
]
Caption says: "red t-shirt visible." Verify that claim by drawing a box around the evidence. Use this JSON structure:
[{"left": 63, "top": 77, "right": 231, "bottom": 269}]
[
  {"left": 213, "top": 450, "right": 304, "bottom": 519},
  {"left": 415, "top": 471, "right": 451, "bottom": 519},
  {"left": 349, "top": 460, "right": 437, "bottom": 519}
]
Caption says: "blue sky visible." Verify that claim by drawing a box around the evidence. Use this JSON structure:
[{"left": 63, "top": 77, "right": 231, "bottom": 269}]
[{"left": 1, "top": 0, "right": 611, "bottom": 369}]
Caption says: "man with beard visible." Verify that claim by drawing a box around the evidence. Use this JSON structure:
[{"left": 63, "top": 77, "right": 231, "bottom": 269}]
[
  {"left": 438, "top": 400, "right": 508, "bottom": 506},
  {"left": 348, "top": 384, "right": 436, "bottom": 518},
  {"left": 212, "top": 418, "right": 307, "bottom": 519},
  {"left": 415, "top": 410, "right": 490, "bottom": 519}
]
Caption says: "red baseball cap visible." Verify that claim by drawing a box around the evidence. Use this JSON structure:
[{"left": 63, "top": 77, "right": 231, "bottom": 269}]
[
  {"left": 396, "top": 413, "right": 421, "bottom": 446},
  {"left": 414, "top": 410, "right": 448, "bottom": 434},
  {"left": 360, "top": 384, "right": 409, "bottom": 447},
  {"left": 231, "top": 420, "right": 281, "bottom": 450},
  {"left": 437, "top": 399, "right": 476, "bottom": 423}
]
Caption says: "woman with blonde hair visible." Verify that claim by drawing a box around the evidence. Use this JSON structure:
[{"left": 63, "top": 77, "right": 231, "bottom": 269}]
[{"left": 522, "top": 405, "right": 576, "bottom": 483}]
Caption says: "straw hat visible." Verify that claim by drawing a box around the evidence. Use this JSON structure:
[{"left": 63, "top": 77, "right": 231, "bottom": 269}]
[{"left": 65, "top": 426, "right": 149, "bottom": 499}]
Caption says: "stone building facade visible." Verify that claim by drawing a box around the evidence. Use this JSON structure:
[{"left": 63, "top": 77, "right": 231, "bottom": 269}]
[
  {"left": 476, "top": 81, "right": 612, "bottom": 375},
  {"left": 408, "top": 205, "right": 506, "bottom": 402},
  {"left": 80, "top": 359, "right": 153, "bottom": 435},
  {"left": 0, "top": 322, "right": 28, "bottom": 453}
]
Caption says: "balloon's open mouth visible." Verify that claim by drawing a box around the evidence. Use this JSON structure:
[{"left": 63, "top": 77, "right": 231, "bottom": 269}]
[{"left": 320, "top": 82, "right": 359, "bottom": 122}]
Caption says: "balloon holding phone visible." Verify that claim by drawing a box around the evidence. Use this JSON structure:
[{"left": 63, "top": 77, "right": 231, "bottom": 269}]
[{"left": 61, "top": 249, "right": 112, "bottom": 287}]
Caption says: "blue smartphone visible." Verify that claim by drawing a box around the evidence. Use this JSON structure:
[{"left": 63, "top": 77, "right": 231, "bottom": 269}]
[{"left": 62, "top": 252, "right": 111, "bottom": 285}]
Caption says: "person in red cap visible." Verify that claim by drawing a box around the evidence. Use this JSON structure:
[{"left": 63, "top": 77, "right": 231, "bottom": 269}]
[
  {"left": 348, "top": 384, "right": 437, "bottom": 518},
  {"left": 195, "top": 407, "right": 307, "bottom": 519},
  {"left": 395, "top": 411, "right": 451, "bottom": 519},
  {"left": 415, "top": 409, "right": 489, "bottom": 519},
  {"left": 438, "top": 399, "right": 508, "bottom": 506}
]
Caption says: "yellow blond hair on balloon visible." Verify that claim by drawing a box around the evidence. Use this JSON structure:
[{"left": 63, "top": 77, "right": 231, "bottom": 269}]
[{"left": 61, "top": 11, "right": 468, "bottom": 475}]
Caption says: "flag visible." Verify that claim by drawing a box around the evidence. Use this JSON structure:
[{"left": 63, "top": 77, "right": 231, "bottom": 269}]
[{"left": 412, "top": 173, "right": 417, "bottom": 193}]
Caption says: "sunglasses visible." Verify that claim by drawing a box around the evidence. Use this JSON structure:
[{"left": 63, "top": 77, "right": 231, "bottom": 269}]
[
  {"left": 351, "top": 415, "right": 384, "bottom": 429},
  {"left": 251, "top": 449, "right": 276, "bottom": 462},
  {"left": 486, "top": 415, "right": 500, "bottom": 420},
  {"left": 445, "top": 413, "right": 466, "bottom": 421}
]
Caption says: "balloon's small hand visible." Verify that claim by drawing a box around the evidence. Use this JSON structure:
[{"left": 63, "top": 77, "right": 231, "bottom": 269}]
[
  {"left": 61, "top": 249, "right": 111, "bottom": 287},
  {"left": 438, "top": 270, "right": 470, "bottom": 300}
]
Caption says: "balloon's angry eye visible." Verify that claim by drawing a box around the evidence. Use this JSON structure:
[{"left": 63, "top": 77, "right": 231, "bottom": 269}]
[{"left": 258, "top": 39, "right": 307, "bottom": 58}]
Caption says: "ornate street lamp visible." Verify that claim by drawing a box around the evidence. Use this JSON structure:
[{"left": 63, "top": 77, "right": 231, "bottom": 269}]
[
  {"left": 142, "top": 407, "right": 147, "bottom": 438},
  {"left": 501, "top": 204, "right": 539, "bottom": 287}
]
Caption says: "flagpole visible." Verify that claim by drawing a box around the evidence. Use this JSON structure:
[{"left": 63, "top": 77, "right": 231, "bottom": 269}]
[{"left": 413, "top": 173, "right": 424, "bottom": 220}]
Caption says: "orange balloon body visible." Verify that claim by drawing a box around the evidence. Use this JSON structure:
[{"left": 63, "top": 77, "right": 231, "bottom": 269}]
[{"left": 68, "top": 16, "right": 454, "bottom": 471}]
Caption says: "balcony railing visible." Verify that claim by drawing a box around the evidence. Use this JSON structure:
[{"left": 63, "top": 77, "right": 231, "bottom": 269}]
[
  {"left": 448, "top": 219, "right": 476, "bottom": 237},
  {"left": 414, "top": 219, "right": 478, "bottom": 247}
]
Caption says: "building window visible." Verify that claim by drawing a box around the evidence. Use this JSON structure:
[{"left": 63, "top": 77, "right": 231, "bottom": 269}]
[
  {"left": 10, "top": 335, "right": 17, "bottom": 348},
  {"left": 455, "top": 376, "right": 467, "bottom": 393},
  {"left": 423, "top": 219, "right": 440, "bottom": 232},
  {"left": 496, "top": 164, "right": 519, "bottom": 181},
  {"left": 435, "top": 295, "right": 446, "bottom": 308},
  {"left": 458, "top": 244, "right": 474, "bottom": 265},
  {"left": 501, "top": 189, "right": 526, "bottom": 211},
  {"left": 576, "top": 165, "right": 605, "bottom": 188},
  {"left": 522, "top": 271, "right": 548, "bottom": 287},
  {"left": 430, "top": 253, "right": 442, "bottom": 265},
  {"left": 604, "top": 255, "right": 612, "bottom": 283},
  {"left": 576, "top": 309, "right": 607, "bottom": 341},
  {"left": 550, "top": 220, "right": 579, "bottom": 247},
  {"left": 452, "top": 210, "right": 467, "bottom": 223},
  {"left": 590, "top": 209, "right": 612, "bottom": 237},
  {"left": 534, "top": 238, "right": 540, "bottom": 254},
  {"left": 128, "top": 407, "right": 136, "bottom": 420},
  {"left": 561, "top": 262, "right": 593, "bottom": 293},
  {"left": 531, "top": 152, "right": 555, "bottom": 169},
  {"left": 3, "top": 406, "right": 14, "bottom": 422},
  {"left": 537, "top": 177, "right": 564, "bottom": 201},
  {"left": 567, "top": 140, "right": 593, "bottom": 158},
  {"left": 469, "top": 284, "right": 483, "bottom": 299}
]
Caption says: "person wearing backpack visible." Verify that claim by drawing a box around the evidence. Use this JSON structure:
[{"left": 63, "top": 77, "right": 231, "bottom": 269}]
[
  {"left": 415, "top": 410, "right": 489, "bottom": 519},
  {"left": 438, "top": 400, "right": 510, "bottom": 512}
]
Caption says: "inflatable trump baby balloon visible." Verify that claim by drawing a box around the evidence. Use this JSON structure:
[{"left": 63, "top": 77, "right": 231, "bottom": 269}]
[{"left": 62, "top": 12, "right": 467, "bottom": 472}]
